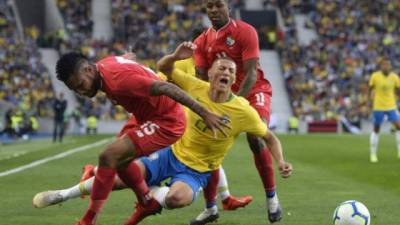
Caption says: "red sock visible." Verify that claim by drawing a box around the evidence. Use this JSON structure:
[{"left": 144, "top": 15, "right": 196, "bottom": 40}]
[
  {"left": 117, "top": 161, "right": 150, "bottom": 204},
  {"left": 204, "top": 169, "right": 219, "bottom": 208},
  {"left": 253, "top": 148, "right": 275, "bottom": 192},
  {"left": 82, "top": 167, "right": 116, "bottom": 224}
]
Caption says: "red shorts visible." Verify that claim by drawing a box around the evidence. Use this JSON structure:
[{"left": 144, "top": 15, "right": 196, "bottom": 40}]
[
  {"left": 118, "top": 116, "right": 186, "bottom": 157},
  {"left": 247, "top": 89, "right": 272, "bottom": 123}
]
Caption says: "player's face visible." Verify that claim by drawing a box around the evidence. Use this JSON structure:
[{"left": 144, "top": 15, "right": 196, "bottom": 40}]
[
  {"left": 208, "top": 59, "right": 236, "bottom": 92},
  {"left": 65, "top": 62, "right": 100, "bottom": 98},
  {"left": 205, "top": 0, "right": 229, "bottom": 29},
  {"left": 381, "top": 61, "right": 391, "bottom": 74}
]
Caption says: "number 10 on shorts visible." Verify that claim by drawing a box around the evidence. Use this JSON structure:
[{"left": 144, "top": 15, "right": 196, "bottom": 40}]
[{"left": 135, "top": 121, "right": 160, "bottom": 137}]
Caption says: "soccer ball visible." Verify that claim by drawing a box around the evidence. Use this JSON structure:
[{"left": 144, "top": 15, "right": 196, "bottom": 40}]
[{"left": 332, "top": 200, "right": 370, "bottom": 225}]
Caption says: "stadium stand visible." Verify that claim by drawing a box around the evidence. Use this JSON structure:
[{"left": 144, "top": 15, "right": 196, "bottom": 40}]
[
  {"left": 0, "top": 0, "right": 54, "bottom": 118},
  {"left": 277, "top": 0, "right": 399, "bottom": 125}
]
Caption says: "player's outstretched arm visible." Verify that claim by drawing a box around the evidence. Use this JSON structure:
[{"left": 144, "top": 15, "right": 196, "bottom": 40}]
[
  {"left": 150, "top": 81, "right": 230, "bottom": 138},
  {"left": 262, "top": 131, "right": 292, "bottom": 178},
  {"left": 157, "top": 41, "right": 197, "bottom": 80}
]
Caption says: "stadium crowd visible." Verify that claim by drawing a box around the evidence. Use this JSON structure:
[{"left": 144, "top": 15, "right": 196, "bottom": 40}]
[
  {"left": 278, "top": 0, "right": 400, "bottom": 124},
  {"left": 50, "top": 0, "right": 245, "bottom": 120},
  {"left": 0, "top": 0, "right": 55, "bottom": 138}
]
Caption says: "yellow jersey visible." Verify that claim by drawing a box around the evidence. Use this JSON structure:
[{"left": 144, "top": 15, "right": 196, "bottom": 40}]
[
  {"left": 171, "top": 68, "right": 268, "bottom": 172},
  {"left": 157, "top": 57, "right": 195, "bottom": 81},
  {"left": 369, "top": 71, "right": 400, "bottom": 110}
]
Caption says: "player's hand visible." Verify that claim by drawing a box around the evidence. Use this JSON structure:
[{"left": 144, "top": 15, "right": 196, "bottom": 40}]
[
  {"left": 278, "top": 161, "right": 292, "bottom": 178},
  {"left": 173, "top": 41, "right": 197, "bottom": 60},
  {"left": 201, "top": 110, "right": 232, "bottom": 138}
]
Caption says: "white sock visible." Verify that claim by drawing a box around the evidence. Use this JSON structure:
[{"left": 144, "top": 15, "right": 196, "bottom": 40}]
[
  {"left": 267, "top": 194, "right": 279, "bottom": 213},
  {"left": 59, "top": 177, "right": 94, "bottom": 200},
  {"left": 218, "top": 166, "right": 230, "bottom": 200},
  {"left": 395, "top": 131, "right": 400, "bottom": 152},
  {"left": 150, "top": 186, "right": 170, "bottom": 209},
  {"left": 370, "top": 132, "right": 379, "bottom": 155}
]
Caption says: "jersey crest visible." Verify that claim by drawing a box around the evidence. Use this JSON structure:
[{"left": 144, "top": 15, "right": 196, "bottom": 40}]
[{"left": 225, "top": 36, "right": 235, "bottom": 46}]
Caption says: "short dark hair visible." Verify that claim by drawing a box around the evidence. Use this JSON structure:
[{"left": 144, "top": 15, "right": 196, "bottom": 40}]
[
  {"left": 56, "top": 52, "right": 87, "bottom": 83},
  {"left": 214, "top": 56, "right": 235, "bottom": 65}
]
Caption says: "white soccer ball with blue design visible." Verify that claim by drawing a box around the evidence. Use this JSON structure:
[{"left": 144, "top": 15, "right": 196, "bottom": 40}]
[{"left": 333, "top": 200, "right": 370, "bottom": 225}]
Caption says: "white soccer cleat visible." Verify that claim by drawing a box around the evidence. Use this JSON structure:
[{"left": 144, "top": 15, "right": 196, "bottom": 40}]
[
  {"left": 33, "top": 190, "right": 64, "bottom": 208},
  {"left": 189, "top": 206, "right": 219, "bottom": 225}
]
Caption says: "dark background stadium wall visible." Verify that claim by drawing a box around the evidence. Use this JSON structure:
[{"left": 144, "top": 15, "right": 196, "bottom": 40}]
[
  {"left": 240, "top": 9, "right": 277, "bottom": 49},
  {"left": 14, "top": 0, "right": 45, "bottom": 33}
]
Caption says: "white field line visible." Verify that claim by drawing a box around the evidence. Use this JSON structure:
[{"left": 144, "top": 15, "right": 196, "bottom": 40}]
[{"left": 0, "top": 138, "right": 111, "bottom": 177}]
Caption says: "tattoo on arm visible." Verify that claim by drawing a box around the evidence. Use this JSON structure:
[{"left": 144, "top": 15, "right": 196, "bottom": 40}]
[
  {"left": 238, "top": 59, "right": 258, "bottom": 97},
  {"left": 150, "top": 81, "right": 207, "bottom": 116}
]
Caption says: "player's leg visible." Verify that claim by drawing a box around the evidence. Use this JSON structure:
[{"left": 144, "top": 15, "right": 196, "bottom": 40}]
[
  {"left": 77, "top": 135, "right": 139, "bottom": 225},
  {"left": 218, "top": 166, "right": 253, "bottom": 210},
  {"left": 370, "top": 111, "right": 383, "bottom": 163},
  {"left": 247, "top": 91, "right": 282, "bottom": 223},
  {"left": 387, "top": 110, "right": 400, "bottom": 158},
  {"left": 125, "top": 148, "right": 206, "bottom": 225},
  {"left": 116, "top": 118, "right": 183, "bottom": 206},
  {"left": 33, "top": 176, "right": 128, "bottom": 208}
]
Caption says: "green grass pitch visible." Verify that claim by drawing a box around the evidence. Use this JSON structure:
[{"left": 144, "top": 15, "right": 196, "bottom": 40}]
[{"left": 0, "top": 134, "right": 399, "bottom": 225}]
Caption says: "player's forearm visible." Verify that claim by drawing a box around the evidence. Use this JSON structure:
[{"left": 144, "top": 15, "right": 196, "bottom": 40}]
[
  {"left": 157, "top": 54, "right": 178, "bottom": 80},
  {"left": 263, "top": 132, "right": 285, "bottom": 164},
  {"left": 151, "top": 81, "right": 207, "bottom": 117},
  {"left": 237, "top": 70, "right": 257, "bottom": 97}
]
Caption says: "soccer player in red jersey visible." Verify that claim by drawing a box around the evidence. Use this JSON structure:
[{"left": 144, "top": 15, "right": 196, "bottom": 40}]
[
  {"left": 55, "top": 52, "right": 229, "bottom": 225},
  {"left": 192, "top": 0, "right": 281, "bottom": 223}
]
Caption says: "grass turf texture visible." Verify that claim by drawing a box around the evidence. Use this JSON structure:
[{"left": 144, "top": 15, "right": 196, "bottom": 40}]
[{"left": 0, "top": 134, "right": 399, "bottom": 225}]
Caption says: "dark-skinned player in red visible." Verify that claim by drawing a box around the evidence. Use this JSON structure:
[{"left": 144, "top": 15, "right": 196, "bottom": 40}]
[{"left": 55, "top": 52, "right": 230, "bottom": 225}]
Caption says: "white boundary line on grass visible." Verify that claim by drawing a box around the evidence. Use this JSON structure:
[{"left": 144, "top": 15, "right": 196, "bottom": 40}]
[{"left": 0, "top": 138, "right": 111, "bottom": 178}]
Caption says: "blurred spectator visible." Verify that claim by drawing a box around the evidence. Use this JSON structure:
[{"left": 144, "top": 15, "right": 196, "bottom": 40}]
[
  {"left": 86, "top": 114, "right": 97, "bottom": 135},
  {"left": 288, "top": 115, "right": 299, "bottom": 134},
  {"left": 52, "top": 93, "right": 67, "bottom": 143},
  {"left": 69, "top": 106, "right": 83, "bottom": 135}
]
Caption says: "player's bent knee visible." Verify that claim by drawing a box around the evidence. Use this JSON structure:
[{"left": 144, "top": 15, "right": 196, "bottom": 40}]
[
  {"left": 98, "top": 146, "right": 121, "bottom": 168},
  {"left": 165, "top": 190, "right": 192, "bottom": 209}
]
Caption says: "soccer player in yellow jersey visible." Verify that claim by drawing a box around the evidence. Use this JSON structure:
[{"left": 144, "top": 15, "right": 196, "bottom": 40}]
[
  {"left": 33, "top": 42, "right": 292, "bottom": 225},
  {"left": 368, "top": 59, "right": 400, "bottom": 163}
]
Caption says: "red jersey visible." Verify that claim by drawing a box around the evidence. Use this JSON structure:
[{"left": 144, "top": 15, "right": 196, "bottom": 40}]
[
  {"left": 194, "top": 19, "right": 271, "bottom": 95},
  {"left": 97, "top": 56, "right": 186, "bottom": 134}
]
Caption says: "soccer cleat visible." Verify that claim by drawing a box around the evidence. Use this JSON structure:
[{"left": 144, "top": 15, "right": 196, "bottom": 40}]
[
  {"left": 268, "top": 203, "right": 282, "bottom": 223},
  {"left": 79, "top": 165, "right": 95, "bottom": 199},
  {"left": 189, "top": 207, "right": 219, "bottom": 225},
  {"left": 222, "top": 195, "right": 253, "bottom": 210},
  {"left": 370, "top": 154, "right": 378, "bottom": 163},
  {"left": 33, "top": 190, "right": 64, "bottom": 208},
  {"left": 124, "top": 198, "right": 162, "bottom": 225},
  {"left": 80, "top": 164, "right": 96, "bottom": 182}
]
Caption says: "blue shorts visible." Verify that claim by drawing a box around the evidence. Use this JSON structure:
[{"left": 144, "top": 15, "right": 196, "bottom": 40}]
[
  {"left": 139, "top": 147, "right": 211, "bottom": 202},
  {"left": 373, "top": 110, "right": 400, "bottom": 126}
]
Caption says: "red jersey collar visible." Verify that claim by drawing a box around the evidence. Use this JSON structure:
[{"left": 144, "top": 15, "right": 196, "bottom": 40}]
[{"left": 209, "top": 18, "right": 237, "bottom": 33}]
